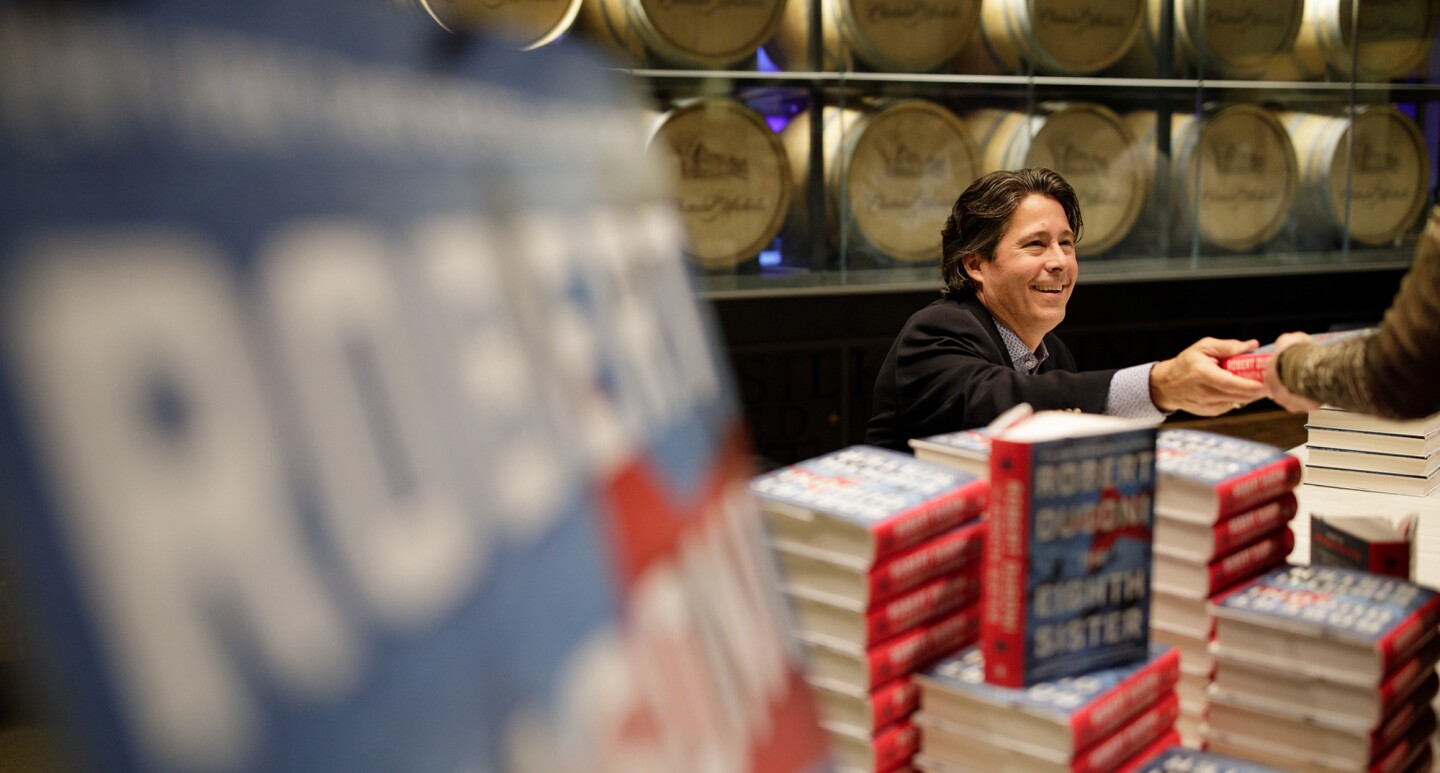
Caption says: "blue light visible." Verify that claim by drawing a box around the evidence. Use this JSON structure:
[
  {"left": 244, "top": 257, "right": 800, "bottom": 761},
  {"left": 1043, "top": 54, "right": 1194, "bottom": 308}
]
[{"left": 759, "top": 249, "right": 781, "bottom": 266}]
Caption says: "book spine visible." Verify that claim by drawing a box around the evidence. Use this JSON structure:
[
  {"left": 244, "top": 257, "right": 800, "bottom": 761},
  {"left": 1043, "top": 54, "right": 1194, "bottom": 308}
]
[
  {"left": 872, "top": 478, "right": 987, "bottom": 560},
  {"left": 1378, "top": 640, "right": 1440, "bottom": 717},
  {"left": 1212, "top": 495, "right": 1296, "bottom": 556},
  {"left": 1074, "top": 692, "right": 1180, "bottom": 773},
  {"left": 871, "top": 718, "right": 920, "bottom": 773},
  {"left": 868, "top": 520, "right": 985, "bottom": 606},
  {"left": 1369, "top": 708, "right": 1435, "bottom": 773},
  {"left": 864, "top": 566, "right": 981, "bottom": 644},
  {"left": 869, "top": 677, "right": 921, "bottom": 731},
  {"left": 1310, "top": 516, "right": 1412, "bottom": 580},
  {"left": 983, "top": 438, "right": 1032, "bottom": 687},
  {"left": 1376, "top": 596, "right": 1440, "bottom": 675},
  {"left": 1214, "top": 456, "right": 1301, "bottom": 515},
  {"left": 1373, "top": 690, "right": 1436, "bottom": 756},
  {"left": 1207, "top": 528, "right": 1293, "bottom": 596},
  {"left": 1070, "top": 647, "right": 1182, "bottom": 751},
  {"left": 868, "top": 605, "right": 981, "bottom": 687}
]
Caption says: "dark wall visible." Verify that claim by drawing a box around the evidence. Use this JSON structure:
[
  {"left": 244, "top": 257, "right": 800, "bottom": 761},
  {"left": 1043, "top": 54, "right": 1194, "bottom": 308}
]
[{"left": 715, "top": 268, "right": 1408, "bottom": 468}]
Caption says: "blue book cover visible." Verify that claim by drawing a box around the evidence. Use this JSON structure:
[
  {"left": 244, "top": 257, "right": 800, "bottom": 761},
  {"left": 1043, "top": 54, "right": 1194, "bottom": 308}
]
[
  {"left": 1126, "top": 746, "right": 1290, "bottom": 772},
  {"left": 984, "top": 413, "right": 1157, "bottom": 687},
  {"left": 1213, "top": 565, "right": 1440, "bottom": 673},
  {"left": 750, "top": 446, "right": 988, "bottom": 562},
  {"left": 1155, "top": 430, "right": 1301, "bottom": 520},
  {"left": 0, "top": 3, "right": 829, "bottom": 772}
]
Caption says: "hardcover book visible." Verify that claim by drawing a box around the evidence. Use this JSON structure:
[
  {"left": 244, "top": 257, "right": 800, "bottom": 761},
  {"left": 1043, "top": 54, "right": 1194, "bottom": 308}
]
[
  {"left": 810, "top": 677, "right": 921, "bottom": 735},
  {"left": 1307, "top": 407, "right": 1440, "bottom": 437},
  {"left": 1155, "top": 430, "right": 1302, "bottom": 523},
  {"left": 1209, "top": 566, "right": 1440, "bottom": 687},
  {"left": 805, "top": 604, "right": 982, "bottom": 693},
  {"left": 1151, "top": 528, "right": 1293, "bottom": 600},
  {"left": 1205, "top": 715, "right": 1434, "bottom": 773},
  {"left": 910, "top": 429, "right": 994, "bottom": 480},
  {"left": 1307, "top": 446, "right": 1440, "bottom": 478},
  {"left": 915, "top": 692, "right": 1180, "bottom": 773},
  {"left": 983, "top": 410, "right": 1158, "bottom": 687},
  {"left": 1121, "top": 746, "right": 1292, "bottom": 773},
  {"left": 1310, "top": 514, "right": 1417, "bottom": 580},
  {"left": 790, "top": 566, "right": 982, "bottom": 652},
  {"left": 825, "top": 718, "right": 920, "bottom": 773},
  {"left": 1206, "top": 680, "right": 1438, "bottom": 769},
  {"left": 1218, "top": 327, "right": 1374, "bottom": 382},
  {"left": 1306, "top": 426, "right": 1440, "bottom": 457},
  {"left": 1209, "top": 633, "right": 1440, "bottom": 730},
  {"left": 915, "top": 643, "right": 1180, "bottom": 759},
  {"left": 1302, "top": 464, "right": 1440, "bottom": 497},
  {"left": 912, "top": 730, "right": 1184, "bottom": 773},
  {"left": 1152, "top": 493, "right": 1297, "bottom": 563},
  {"left": 1149, "top": 623, "right": 1213, "bottom": 676},
  {"left": 776, "top": 519, "right": 985, "bottom": 606},
  {"left": 752, "top": 446, "right": 989, "bottom": 565}
]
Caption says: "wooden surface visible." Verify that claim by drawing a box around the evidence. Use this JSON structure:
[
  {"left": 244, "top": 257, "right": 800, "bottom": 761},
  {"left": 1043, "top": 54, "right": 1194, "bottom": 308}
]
[{"left": 1164, "top": 406, "right": 1309, "bottom": 451}]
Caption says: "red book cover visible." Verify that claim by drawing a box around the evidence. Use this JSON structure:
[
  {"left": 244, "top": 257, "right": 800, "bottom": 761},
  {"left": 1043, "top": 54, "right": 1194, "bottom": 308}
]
[
  {"left": 870, "top": 519, "right": 985, "bottom": 606},
  {"left": 1208, "top": 528, "right": 1294, "bottom": 596},
  {"left": 871, "top": 476, "right": 989, "bottom": 559},
  {"left": 1073, "top": 693, "right": 1181, "bottom": 773},
  {"left": 1377, "top": 635, "right": 1440, "bottom": 718},
  {"left": 1212, "top": 494, "right": 1297, "bottom": 556},
  {"left": 869, "top": 678, "right": 921, "bottom": 731},
  {"left": 868, "top": 605, "right": 981, "bottom": 688},
  {"left": 872, "top": 718, "right": 920, "bottom": 773},
  {"left": 1070, "top": 646, "right": 1182, "bottom": 751},
  {"left": 1370, "top": 709, "right": 1436, "bottom": 773},
  {"left": 1218, "top": 328, "right": 1373, "bottom": 382},
  {"left": 865, "top": 566, "right": 981, "bottom": 645},
  {"left": 1156, "top": 430, "right": 1301, "bottom": 521},
  {"left": 1377, "top": 595, "right": 1440, "bottom": 676},
  {"left": 1372, "top": 685, "right": 1438, "bottom": 761},
  {"left": 1311, "top": 515, "right": 1414, "bottom": 580}
]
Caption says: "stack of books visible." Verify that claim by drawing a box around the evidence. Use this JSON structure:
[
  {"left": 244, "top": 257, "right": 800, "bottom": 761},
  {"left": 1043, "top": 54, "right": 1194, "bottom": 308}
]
[
  {"left": 1206, "top": 566, "right": 1440, "bottom": 772},
  {"left": 912, "top": 644, "right": 1181, "bottom": 773},
  {"left": 1149, "top": 429, "right": 1302, "bottom": 746},
  {"left": 1122, "top": 745, "right": 1295, "bottom": 772},
  {"left": 750, "top": 446, "right": 990, "bottom": 773},
  {"left": 1304, "top": 408, "right": 1440, "bottom": 497}
]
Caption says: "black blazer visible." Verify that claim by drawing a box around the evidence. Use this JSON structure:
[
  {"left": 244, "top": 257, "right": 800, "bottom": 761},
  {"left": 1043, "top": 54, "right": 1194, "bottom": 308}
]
[{"left": 865, "top": 294, "right": 1117, "bottom": 451}]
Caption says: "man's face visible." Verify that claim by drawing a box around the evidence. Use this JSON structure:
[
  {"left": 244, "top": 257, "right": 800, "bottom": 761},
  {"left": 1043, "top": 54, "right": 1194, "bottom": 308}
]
[{"left": 966, "top": 193, "right": 1077, "bottom": 350}]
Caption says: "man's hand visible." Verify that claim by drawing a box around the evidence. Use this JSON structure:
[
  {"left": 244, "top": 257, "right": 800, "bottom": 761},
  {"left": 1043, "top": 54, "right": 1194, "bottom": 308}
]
[
  {"left": 1263, "top": 332, "right": 1322, "bottom": 413},
  {"left": 1149, "top": 337, "right": 1268, "bottom": 415}
]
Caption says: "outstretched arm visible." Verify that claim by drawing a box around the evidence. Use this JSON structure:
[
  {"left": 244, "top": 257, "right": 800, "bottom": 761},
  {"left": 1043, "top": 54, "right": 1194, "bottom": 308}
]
[{"left": 1149, "top": 337, "right": 1268, "bottom": 416}]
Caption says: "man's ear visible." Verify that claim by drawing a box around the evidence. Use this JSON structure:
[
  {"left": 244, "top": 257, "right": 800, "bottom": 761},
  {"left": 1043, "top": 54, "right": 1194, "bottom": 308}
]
[{"left": 962, "top": 253, "right": 984, "bottom": 285}]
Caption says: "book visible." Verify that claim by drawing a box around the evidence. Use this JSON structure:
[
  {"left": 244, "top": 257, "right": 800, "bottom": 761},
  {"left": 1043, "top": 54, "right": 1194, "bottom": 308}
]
[
  {"left": 1149, "top": 591, "right": 1210, "bottom": 639},
  {"left": 1206, "top": 679, "right": 1438, "bottom": 769},
  {"left": 1149, "top": 622, "right": 1212, "bottom": 676},
  {"left": 915, "top": 643, "right": 1180, "bottom": 759},
  {"left": 1151, "top": 528, "right": 1293, "bottom": 600},
  {"left": 1120, "top": 745, "right": 1301, "bottom": 773},
  {"left": 1208, "top": 633, "right": 1440, "bottom": 730},
  {"left": 1307, "top": 446, "right": 1440, "bottom": 478},
  {"left": 1306, "top": 426, "right": 1440, "bottom": 457},
  {"left": 1155, "top": 430, "right": 1302, "bottom": 523},
  {"left": 982, "top": 410, "right": 1158, "bottom": 686},
  {"left": 790, "top": 566, "right": 982, "bottom": 652},
  {"left": 1209, "top": 566, "right": 1440, "bottom": 687},
  {"left": 775, "top": 519, "right": 985, "bottom": 606},
  {"left": 1218, "top": 327, "right": 1374, "bottom": 382},
  {"left": 910, "top": 429, "right": 994, "bottom": 479},
  {"left": 804, "top": 604, "right": 981, "bottom": 693},
  {"left": 1205, "top": 712, "right": 1434, "bottom": 773},
  {"left": 1303, "top": 464, "right": 1440, "bottom": 497},
  {"left": 1308, "top": 407, "right": 1440, "bottom": 437},
  {"left": 1311, "top": 514, "right": 1417, "bottom": 580},
  {"left": 914, "top": 692, "right": 1180, "bottom": 772},
  {"left": 825, "top": 718, "right": 920, "bottom": 773},
  {"left": 1152, "top": 493, "right": 1297, "bottom": 563},
  {"left": 752, "top": 446, "right": 989, "bottom": 565},
  {"left": 810, "top": 677, "right": 921, "bottom": 734}
]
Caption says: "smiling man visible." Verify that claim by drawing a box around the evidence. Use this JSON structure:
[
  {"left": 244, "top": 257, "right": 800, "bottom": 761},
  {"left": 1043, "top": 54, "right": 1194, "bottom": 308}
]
[{"left": 865, "top": 168, "right": 1267, "bottom": 452}]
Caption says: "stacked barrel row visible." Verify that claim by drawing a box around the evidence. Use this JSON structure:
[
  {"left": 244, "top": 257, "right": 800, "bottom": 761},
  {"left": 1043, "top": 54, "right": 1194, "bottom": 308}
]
[
  {"left": 416, "top": 0, "right": 1437, "bottom": 80},
  {"left": 647, "top": 97, "right": 1432, "bottom": 268}
]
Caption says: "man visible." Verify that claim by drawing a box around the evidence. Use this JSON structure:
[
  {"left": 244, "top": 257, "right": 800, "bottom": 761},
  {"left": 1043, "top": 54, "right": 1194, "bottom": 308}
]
[{"left": 866, "top": 168, "right": 1267, "bottom": 452}]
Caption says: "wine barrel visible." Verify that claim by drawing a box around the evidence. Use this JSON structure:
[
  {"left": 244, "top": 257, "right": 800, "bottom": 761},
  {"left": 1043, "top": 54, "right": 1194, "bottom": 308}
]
[
  {"left": 768, "top": 0, "right": 981, "bottom": 72},
  {"left": 417, "top": 0, "right": 582, "bottom": 49},
  {"left": 1287, "top": 0, "right": 1440, "bottom": 80},
  {"left": 1126, "top": 105, "right": 1298, "bottom": 251},
  {"left": 953, "top": 0, "right": 1145, "bottom": 75},
  {"left": 647, "top": 98, "right": 793, "bottom": 268},
  {"left": 1284, "top": 106, "right": 1430, "bottom": 246},
  {"left": 578, "top": 0, "right": 786, "bottom": 68},
  {"left": 964, "top": 103, "right": 1146, "bottom": 255},
  {"left": 781, "top": 99, "right": 981, "bottom": 264}
]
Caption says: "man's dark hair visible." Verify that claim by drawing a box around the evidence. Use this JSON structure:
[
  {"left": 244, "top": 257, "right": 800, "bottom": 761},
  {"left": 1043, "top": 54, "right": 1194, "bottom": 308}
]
[{"left": 939, "top": 168, "right": 1083, "bottom": 298}]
